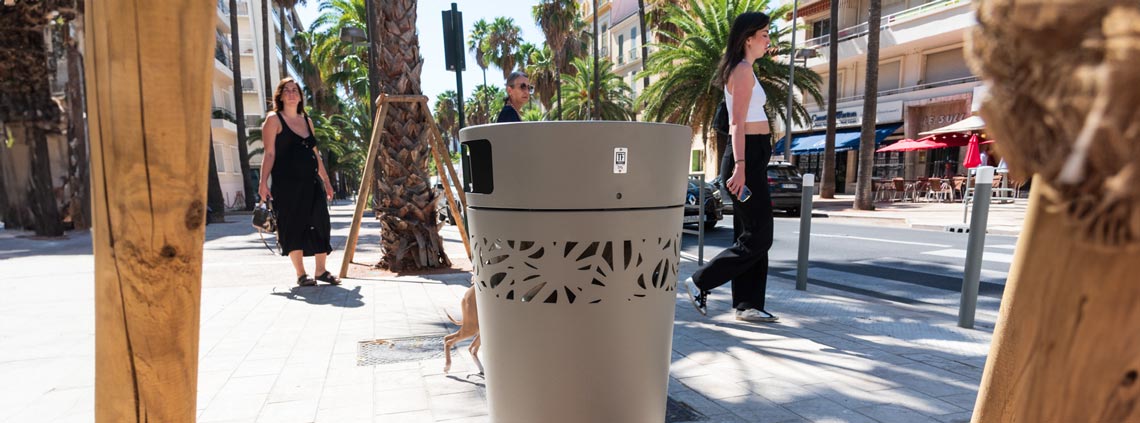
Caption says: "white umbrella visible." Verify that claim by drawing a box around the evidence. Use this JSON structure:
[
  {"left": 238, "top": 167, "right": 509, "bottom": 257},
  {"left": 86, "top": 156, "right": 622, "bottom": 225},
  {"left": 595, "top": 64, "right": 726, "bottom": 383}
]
[{"left": 919, "top": 115, "right": 986, "bottom": 136}]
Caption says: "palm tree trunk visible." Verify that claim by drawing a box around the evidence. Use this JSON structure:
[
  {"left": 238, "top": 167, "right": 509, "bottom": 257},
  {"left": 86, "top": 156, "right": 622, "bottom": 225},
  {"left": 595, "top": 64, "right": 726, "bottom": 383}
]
[
  {"left": 261, "top": 0, "right": 273, "bottom": 101},
  {"left": 372, "top": 0, "right": 449, "bottom": 271},
  {"left": 230, "top": 0, "right": 255, "bottom": 210},
  {"left": 555, "top": 71, "right": 563, "bottom": 120},
  {"left": 207, "top": 135, "right": 226, "bottom": 223},
  {"left": 65, "top": 18, "right": 92, "bottom": 229},
  {"left": 638, "top": 0, "right": 650, "bottom": 90},
  {"left": 820, "top": 0, "right": 840, "bottom": 199},
  {"left": 277, "top": 6, "right": 289, "bottom": 78},
  {"left": 592, "top": 0, "right": 600, "bottom": 120},
  {"left": 853, "top": 0, "right": 882, "bottom": 210},
  {"left": 28, "top": 125, "right": 65, "bottom": 237}
]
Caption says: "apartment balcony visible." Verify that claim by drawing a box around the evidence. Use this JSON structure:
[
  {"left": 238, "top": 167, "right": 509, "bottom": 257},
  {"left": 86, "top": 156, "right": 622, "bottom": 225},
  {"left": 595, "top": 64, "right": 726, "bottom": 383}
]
[
  {"left": 235, "top": 0, "right": 250, "bottom": 16},
  {"left": 216, "top": 0, "right": 231, "bottom": 31},
  {"left": 800, "top": 0, "right": 973, "bottom": 67},
  {"left": 804, "top": 75, "right": 982, "bottom": 117},
  {"left": 239, "top": 39, "right": 255, "bottom": 56},
  {"left": 241, "top": 78, "right": 258, "bottom": 93},
  {"left": 211, "top": 108, "right": 238, "bottom": 134}
]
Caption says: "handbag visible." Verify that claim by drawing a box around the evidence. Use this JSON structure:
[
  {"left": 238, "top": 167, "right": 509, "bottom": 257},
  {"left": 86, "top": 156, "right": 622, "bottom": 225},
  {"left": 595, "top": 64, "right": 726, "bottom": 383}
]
[
  {"left": 252, "top": 201, "right": 277, "bottom": 233},
  {"left": 713, "top": 100, "right": 730, "bottom": 135}
]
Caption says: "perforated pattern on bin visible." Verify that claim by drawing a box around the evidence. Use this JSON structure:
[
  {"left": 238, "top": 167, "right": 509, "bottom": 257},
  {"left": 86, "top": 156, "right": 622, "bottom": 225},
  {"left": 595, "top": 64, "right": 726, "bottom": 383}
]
[{"left": 471, "top": 235, "right": 681, "bottom": 304}]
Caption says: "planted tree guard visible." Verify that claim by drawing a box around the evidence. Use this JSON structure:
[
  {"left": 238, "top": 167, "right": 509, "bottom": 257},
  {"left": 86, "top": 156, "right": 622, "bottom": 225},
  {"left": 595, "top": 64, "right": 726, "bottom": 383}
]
[
  {"left": 967, "top": 0, "right": 1140, "bottom": 421},
  {"left": 85, "top": 1, "right": 214, "bottom": 422}
]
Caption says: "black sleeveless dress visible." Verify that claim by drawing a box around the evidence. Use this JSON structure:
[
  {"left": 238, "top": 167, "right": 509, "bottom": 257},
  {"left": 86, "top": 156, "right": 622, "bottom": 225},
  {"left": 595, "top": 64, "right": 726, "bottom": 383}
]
[{"left": 270, "top": 113, "right": 333, "bottom": 257}]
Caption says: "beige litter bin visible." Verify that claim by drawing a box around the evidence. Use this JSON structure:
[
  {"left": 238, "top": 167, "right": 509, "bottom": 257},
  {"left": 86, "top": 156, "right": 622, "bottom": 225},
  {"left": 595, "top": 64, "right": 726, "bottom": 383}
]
[{"left": 459, "top": 121, "right": 690, "bottom": 423}]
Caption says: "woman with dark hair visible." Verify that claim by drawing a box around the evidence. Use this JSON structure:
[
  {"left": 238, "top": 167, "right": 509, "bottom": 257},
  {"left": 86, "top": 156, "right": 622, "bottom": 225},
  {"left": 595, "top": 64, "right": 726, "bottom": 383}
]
[
  {"left": 682, "top": 12, "right": 778, "bottom": 323},
  {"left": 258, "top": 78, "right": 339, "bottom": 286},
  {"left": 496, "top": 71, "right": 532, "bottom": 123}
]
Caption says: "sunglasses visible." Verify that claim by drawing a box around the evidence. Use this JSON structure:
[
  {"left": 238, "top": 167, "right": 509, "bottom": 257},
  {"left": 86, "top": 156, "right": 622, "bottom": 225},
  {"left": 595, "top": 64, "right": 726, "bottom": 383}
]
[{"left": 512, "top": 83, "right": 535, "bottom": 93}]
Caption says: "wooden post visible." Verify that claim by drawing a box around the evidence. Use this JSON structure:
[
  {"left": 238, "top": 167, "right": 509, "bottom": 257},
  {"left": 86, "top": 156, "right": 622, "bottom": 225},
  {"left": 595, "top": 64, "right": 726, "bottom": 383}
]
[
  {"left": 339, "top": 96, "right": 390, "bottom": 278},
  {"left": 967, "top": 0, "right": 1140, "bottom": 421},
  {"left": 86, "top": 1, "right": 214, "bottom": 422},
  {"left": 419, "top": 102, "right": 471, "bottom": 259}
]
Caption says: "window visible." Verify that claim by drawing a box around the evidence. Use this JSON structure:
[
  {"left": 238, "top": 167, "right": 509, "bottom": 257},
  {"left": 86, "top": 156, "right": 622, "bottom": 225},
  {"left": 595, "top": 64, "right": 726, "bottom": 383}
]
[
  {"left": 810, "top": 19, "right": 831, "bottom": 39},
  {"left": 231, "top": 146, "right": 241, "bottom": 174},
  {"left": 630, "top": 28, "right": 638, "bottom": 59},
  {"left": 213, "top": 143, "right": 225, "bottom": 174},
  {"left": 923, "top": 48, "right": 972, "bottom": 83},
  {"left": 617, "top": 34, "right": 624, "bottom": 64},
  {"left": 878, "top": 60, "right": 902, "bottom": 92}
]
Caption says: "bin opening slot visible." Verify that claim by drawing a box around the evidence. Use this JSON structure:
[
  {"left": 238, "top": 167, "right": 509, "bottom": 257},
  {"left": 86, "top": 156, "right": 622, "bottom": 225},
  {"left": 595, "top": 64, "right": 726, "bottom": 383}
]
[{"left": 462, "top": 139, "right": 494, "bottom": 194}]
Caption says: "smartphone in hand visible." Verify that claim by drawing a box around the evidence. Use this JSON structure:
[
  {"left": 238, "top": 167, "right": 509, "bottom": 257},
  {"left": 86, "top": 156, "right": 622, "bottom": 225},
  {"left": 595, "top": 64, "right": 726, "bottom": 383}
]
[{"left": 738, "top": 185, "right": 752, "bottom": 202}]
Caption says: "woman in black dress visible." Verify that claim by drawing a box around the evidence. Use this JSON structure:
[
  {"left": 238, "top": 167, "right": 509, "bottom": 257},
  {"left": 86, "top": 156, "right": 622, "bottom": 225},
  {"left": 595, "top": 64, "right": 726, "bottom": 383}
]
[
  {"left": 258, "top": 78, "right": 340, "bottom": 286},
  {"left": 495, "top": 71, "right": 532, "bottom": 123}
]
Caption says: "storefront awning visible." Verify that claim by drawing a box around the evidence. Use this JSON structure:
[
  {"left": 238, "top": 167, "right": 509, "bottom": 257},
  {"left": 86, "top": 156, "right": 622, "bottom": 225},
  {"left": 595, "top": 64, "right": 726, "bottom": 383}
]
[
  {"left": 775, "top": 123, "right": 903, "bottom": 155},
  {"left": 918, "top": 115, "right": 985, "bottom": 136}
]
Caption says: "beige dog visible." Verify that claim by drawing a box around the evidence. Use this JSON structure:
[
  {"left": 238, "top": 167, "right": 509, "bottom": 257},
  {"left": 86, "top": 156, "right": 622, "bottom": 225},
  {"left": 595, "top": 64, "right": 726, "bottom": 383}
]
[{"left": 443, "top": 285, "right": 483, "bottom": 374}]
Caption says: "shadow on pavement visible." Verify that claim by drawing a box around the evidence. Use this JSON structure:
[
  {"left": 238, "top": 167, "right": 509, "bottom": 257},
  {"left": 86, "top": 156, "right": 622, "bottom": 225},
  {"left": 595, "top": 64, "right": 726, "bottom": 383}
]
[{"left": 270, "top": 284, "right": 365, "bottom": 308}]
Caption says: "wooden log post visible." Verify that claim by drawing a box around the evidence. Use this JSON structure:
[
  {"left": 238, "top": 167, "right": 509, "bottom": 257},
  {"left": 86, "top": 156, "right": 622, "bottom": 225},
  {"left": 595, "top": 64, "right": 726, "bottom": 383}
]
[
  {"left": 85, "top": 1, "right": 215, "bottom": 422},
  {"left": 967, "top": 0, "right": 1140, "bottom": 421}
]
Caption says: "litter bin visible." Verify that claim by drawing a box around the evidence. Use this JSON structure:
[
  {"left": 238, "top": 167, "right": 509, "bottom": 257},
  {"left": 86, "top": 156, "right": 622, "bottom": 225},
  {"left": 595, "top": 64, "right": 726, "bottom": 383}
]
[{"left": 460, "top": 121, "right": 690, "bottom": 423}]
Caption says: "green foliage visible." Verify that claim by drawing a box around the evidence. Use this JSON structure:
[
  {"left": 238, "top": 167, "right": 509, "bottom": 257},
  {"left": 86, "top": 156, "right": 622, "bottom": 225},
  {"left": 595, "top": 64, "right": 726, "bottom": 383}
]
[
  {"left": 559, "top": 57, "right": 634, "bottom": 121},
  {"left": 636, "top": 0, "right": 824, "bottom": 132}
]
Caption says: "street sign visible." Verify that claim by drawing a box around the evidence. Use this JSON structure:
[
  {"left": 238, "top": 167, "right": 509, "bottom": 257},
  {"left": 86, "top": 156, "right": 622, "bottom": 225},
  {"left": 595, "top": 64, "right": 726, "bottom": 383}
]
[{"left": 442, "top": 6, "right": 465, "bottom": 72}]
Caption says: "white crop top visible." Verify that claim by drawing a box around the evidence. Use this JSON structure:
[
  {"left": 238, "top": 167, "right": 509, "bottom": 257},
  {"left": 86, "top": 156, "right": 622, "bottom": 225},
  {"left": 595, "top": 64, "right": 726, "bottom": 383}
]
[{"left": 724, "top": 71, "right": 768, "bottom": 123}]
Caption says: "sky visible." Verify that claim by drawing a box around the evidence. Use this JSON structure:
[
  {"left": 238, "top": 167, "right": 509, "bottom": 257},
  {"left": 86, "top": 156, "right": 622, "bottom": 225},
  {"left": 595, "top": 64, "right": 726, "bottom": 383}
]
[{"left": 296, "top": 0, "right": 547, "bottom": 110}]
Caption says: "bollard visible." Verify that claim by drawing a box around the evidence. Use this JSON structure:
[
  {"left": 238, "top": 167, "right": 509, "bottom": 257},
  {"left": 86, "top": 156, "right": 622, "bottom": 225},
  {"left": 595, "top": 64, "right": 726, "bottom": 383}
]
[
  {"left": 959, "top": 166, "right": 993, "bottom": 328},
  {"left": 796, "top": 174, "right": 815, "bottom": 291},
  {"left": 698, "top": 173, "right": 705, "bottom": 265}
]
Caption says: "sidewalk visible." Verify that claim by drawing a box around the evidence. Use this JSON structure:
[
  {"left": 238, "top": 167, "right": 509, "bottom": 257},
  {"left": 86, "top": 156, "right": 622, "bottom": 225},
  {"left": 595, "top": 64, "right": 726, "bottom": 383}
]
[
  {"left": 810, "top": 194, "right": 1027, "bottom": 236},
  {"left": 0, "top": 202, "right": 994, "bottom": 423}
]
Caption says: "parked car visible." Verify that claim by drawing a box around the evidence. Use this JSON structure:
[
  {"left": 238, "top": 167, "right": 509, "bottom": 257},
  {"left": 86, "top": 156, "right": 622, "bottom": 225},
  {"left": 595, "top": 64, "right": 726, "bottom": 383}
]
[
  {"left": 711, "top": 162, "right": 805, "bottom": 216},
  {"left": 767, "top": 162, "right": 805, "bottom": 216},
  {"left": 684, "top": 179, "right": 723, "bottom": 231}
]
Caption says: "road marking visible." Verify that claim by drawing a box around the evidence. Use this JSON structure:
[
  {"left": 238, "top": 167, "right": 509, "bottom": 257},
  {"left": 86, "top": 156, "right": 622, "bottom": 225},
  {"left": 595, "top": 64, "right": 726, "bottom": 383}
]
[
  {"left": 798, "top": 232, "right": 951, "bottom": 248},
  {"left": 988, "top": 244, "right": 1017, "bottom": 250},
  {"left": 921, "top": 249, "right": 1015, "bottom": 264}
]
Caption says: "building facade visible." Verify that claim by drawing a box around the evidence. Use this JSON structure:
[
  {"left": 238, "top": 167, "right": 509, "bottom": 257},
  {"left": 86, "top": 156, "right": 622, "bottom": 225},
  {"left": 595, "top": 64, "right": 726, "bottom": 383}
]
[
  {"left": 211, "top": 0, "right": 304, "bottom": 209},
  {"left": 783, "top": 0, "right": 981, "bottom": 192}
]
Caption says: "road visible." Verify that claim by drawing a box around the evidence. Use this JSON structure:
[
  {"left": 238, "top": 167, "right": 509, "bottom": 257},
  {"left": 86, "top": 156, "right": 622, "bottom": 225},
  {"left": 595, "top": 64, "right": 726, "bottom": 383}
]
[{"left": 681, "top": 214, "right": 1017, "bottom": 310}]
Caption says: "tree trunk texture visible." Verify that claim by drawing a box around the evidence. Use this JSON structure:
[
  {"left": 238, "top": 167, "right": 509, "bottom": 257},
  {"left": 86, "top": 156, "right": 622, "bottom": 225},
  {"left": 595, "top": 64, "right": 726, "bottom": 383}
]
[
  {"left": 229, "top": 0, "right": 255, "bottom": 210},
  {"left": 853, "top": 0, "right": 881, "bottom": 211},
  {"left": 967, "top": 0, "right": 1140, "bottom": 421},
  {"left": 207, "top": 137, "right": 226, "bottom": 224},
  {"left": 65, "top": 18, "right": 92, "bottom": 230},
  {"left": 261, "top": 0, "right": 273, "bottom": 102},
  {"left": 820, "top": 0, "right": 840, "bottom": 199},
  {"left": 27, "top": 125, "right": 64, "bottom": 236},
  {"left": 371, "top": 1, "right": 449, "bottom": 272},
  {"left": 85, "top": 0, "right": 214, "bottom": 421}
]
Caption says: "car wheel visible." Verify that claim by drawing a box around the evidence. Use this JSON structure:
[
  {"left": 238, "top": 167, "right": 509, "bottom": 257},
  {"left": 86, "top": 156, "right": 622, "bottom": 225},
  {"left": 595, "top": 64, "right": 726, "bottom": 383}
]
[
  {"left": 788, "top": 208, "right": 801, "bottom": 217},
  {"left": 703, "top": 219, "right": 718, "bottom": 231}
]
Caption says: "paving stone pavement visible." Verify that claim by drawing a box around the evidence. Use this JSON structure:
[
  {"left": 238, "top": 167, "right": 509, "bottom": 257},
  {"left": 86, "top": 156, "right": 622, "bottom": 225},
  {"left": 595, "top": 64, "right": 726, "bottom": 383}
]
[{"left": 0, "top": 203, "right": 993, "bottom": 423}]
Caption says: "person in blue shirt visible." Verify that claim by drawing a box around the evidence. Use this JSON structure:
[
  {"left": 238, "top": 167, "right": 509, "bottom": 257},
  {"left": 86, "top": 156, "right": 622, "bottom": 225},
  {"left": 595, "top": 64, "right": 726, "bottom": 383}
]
[{"left": 496, "top": 71, "right": 531, "bottom": 123}]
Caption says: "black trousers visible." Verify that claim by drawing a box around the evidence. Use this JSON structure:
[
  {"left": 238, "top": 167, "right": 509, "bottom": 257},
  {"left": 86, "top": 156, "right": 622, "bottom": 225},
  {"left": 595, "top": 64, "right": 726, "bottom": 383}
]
[{"left": 692, "top": 133, "right": 774, "bottom": 310}]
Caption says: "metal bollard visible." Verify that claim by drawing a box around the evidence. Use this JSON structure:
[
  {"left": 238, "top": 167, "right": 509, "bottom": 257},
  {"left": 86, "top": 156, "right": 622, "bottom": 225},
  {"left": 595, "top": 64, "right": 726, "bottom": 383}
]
[
  {"left": 959, "top": 166, "right": 993, "bottom": 329},
  {"left": 796, "top": 174, "right": 815, "bottom": 291},
  {"left": 698, "top": 173, "right": 705, "bottom": 265}
]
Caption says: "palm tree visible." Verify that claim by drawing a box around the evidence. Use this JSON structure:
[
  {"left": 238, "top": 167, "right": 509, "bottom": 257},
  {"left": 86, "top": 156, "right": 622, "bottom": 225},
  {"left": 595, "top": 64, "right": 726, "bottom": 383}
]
[
  {"left": 532, "top": 0, "right": 579, "bottom": 120},
  {"left": 468, "top": 19, "right": 492, "bottom": 87},
  {"left": 466, "top": 85, "right": 506, "bottom": 126},
  {"left": 229, "top": 0, "right": 256, "bottom": 210},
  {"left": 370, "top": 0, "right": 450, "bottom": 270},
  {"left": 560, "top": 58, "right": 634, "bottom": 121},
  {"left": 487, "top": 17, "right": 522, "bottom": 79},
  {"left": 310, "top": 0, "right": 370, "bottom": 104},
  {"left": 637, "top": 0, "right": 823, "bottom": 176},
  {"left": 853, "top": 0, "right": 883, "bottom": 210},
  {"left": 434, "top": 90, "right": 460, "bottom": 151},
  {"left": 261, "top": 0, "right": 273, "bottom": 100},
  {"left": 516, "top": 42, "right": 538, "bottom": 74},
  {"left": 820, "top": 0, "right": 840, "bottom": 198},
  {"left": 525, "top": 46, "right": 559, "bottom": 111}
]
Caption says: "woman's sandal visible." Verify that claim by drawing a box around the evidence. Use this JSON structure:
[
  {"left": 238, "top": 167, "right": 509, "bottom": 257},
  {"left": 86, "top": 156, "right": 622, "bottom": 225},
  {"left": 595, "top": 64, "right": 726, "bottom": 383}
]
[
  {"left": 297, "top": 274, "right": 317, "bottom": 287},
  {"left": 315, "top": 271, "right": 342, "bottom": 285}
]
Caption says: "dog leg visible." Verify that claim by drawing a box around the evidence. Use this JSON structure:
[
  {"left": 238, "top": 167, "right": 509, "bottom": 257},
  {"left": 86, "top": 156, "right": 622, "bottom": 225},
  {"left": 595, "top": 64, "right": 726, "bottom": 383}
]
[{"left": 469, "top": 334, "right": 484, "bottom": 376}]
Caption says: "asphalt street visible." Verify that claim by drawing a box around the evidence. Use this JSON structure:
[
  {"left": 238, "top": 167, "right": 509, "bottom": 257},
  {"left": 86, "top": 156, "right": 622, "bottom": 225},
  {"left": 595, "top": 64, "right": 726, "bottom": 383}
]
[{"left": 681, "top": 213, "right": 1017, "bottom": 309}]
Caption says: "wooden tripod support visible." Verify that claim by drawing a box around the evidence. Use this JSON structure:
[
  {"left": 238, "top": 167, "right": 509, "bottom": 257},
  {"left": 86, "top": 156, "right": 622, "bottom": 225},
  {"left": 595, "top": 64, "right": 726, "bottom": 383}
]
[{"left": 338, "top": 94, "right": 472, "bottom": 278}]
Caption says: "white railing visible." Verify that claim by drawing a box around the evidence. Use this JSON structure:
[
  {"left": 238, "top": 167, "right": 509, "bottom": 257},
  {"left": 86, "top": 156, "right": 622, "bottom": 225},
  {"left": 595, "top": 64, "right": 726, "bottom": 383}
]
[
  {"left": 830, "top": 75, "right": 980, "bottom": 104},
  {"left": 239, "top": 39, "right": 255, "bottom": 55},
  {"left": 801, "top": 0, "right": 968, "bottom": 49}
]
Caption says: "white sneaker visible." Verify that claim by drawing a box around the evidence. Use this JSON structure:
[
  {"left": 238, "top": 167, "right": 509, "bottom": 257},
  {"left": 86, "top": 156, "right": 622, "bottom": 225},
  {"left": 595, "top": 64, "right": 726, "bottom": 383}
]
[
  {"left": 682, "top": 277, "right": 708, "bottom": 316},
  {"left": 736, "top": 308, "right": 778, "bottom": 323}
]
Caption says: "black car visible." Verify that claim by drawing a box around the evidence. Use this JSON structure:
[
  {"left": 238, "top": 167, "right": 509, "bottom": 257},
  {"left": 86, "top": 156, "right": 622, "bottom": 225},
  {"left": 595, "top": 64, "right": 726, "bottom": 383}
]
[
  {"left": 711, "top": 162, "right": 805, "bottom": 216},
  {"left": 767, "top": 162, "right": 805, "bottom": 215},
  {"left": 684, "top": 179, "right": 723, "bottom": 230}
]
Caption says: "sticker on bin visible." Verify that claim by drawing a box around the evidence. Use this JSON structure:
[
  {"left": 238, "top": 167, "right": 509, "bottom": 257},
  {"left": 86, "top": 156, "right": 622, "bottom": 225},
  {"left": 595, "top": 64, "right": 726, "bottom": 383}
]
[{"left": 614, "top": 148, "right": 628, "bottom": 174}]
